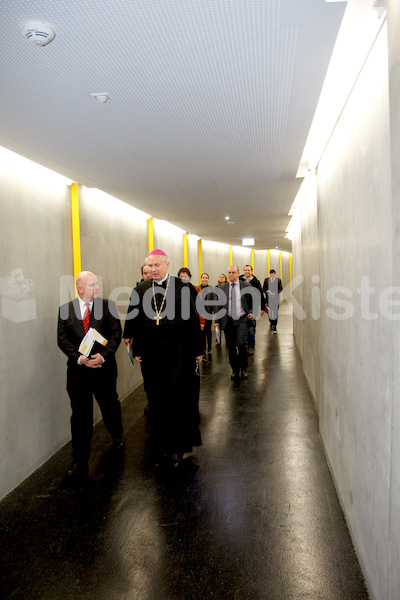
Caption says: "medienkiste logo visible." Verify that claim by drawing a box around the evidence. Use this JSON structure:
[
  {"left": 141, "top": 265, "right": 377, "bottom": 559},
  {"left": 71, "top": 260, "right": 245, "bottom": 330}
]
[{"left": 0, "top": 268, "right": 36, "bottom": 322}]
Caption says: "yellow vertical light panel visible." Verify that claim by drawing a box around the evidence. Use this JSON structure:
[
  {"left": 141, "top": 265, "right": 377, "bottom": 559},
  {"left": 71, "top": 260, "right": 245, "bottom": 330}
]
[
  {"left": 280, "top": 252, "right": 283, "bottom": 281},
  {"left": 183, "top": 232, "right": 188, "bottom": 267},
  {"left": 148, "top": 217, "right": 154, "bottom": 253},
  {"left": 70, "top": 183, "right": 82, "bottom": 293},
  {"left": 251, "top": 250, "right": 254, "bottom": 271},
  {"left": 267, "top": 250, "right": 270, "bottom": 274},
  {"left": 229, "top": 245, "right": 233, "bottom": 265},
  {"left": 198, "top": 239, "right": 203, "bottom": 284}
]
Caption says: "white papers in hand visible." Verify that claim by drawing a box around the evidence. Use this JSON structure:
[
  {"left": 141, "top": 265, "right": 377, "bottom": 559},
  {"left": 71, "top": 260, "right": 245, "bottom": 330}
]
[
  {"left": 126, "top": 341, "right": 134, "bottom": 366},
  {"left": 79, "top": 327, "right": 108, "bottom": 357}
]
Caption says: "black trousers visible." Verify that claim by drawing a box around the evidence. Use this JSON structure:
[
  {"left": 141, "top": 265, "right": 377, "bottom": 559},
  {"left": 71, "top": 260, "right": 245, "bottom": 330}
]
[
  {"left": 224, "top": 316, "right": 248, "bottom": 374},
  {"left": 203, "top": 318, "right": 213, "bottom": 352},
  {"left": 67, "top": 366, "right": 122, "bottom": 464}
]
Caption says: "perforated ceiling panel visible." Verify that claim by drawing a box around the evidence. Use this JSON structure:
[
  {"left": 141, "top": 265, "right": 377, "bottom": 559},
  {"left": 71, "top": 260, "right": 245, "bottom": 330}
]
[{"left": 0, "top": 0, "right": 346, "bottom": 250}]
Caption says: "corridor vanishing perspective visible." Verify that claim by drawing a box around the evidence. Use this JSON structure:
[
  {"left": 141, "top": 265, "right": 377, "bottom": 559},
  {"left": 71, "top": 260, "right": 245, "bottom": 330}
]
[{"left": 0, "top": 303, "right": 369, "bottom": 600}]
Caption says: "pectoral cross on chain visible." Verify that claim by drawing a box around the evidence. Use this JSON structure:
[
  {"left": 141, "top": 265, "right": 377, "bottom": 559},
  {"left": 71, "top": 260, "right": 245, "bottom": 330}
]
[{"left": 154, "top": 315, "right": 161, "bottom": 325}]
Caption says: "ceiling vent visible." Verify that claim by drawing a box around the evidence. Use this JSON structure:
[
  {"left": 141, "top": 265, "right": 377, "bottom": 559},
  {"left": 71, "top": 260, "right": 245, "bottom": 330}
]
[{"left": 22, "top": 22, "right": 55, "bottom": 46}]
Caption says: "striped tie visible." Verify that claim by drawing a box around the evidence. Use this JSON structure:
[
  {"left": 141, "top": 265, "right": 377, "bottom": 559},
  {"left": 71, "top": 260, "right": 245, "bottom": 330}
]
[{"left": 83, "top": 303, "right": 90, "bottom": 333}]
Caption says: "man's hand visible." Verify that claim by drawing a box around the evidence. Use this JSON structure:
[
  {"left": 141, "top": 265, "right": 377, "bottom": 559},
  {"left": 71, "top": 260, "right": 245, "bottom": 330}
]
[
  {"left": 81, "top": 353, "right": 104, "bottom": 368},
  {"left": 195, "top": 355, "right": 204, "bottom": 361},
  {"left": 123, "top": 338, "right": 132, "bottom": 345},
  {"left": 247, "top": 312, "right": 254, "bottom": 320},
  {"left": 135, "top": 356, "right": 142, "bottom": 363}
]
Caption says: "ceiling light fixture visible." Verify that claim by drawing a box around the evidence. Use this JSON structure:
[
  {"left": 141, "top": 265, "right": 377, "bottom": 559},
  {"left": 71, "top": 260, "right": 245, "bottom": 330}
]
[
  {"left": 22, "top": 21, "right": 55, "bottom": 46},
  {"left": 242, "top": 238, "right": 255, "bottom": 246},
  {"left": 297, "top": 1, "right": 386, "bottom": 177},
  {"left": 91, "top": 93, "right": 111, "bottom": 104}
]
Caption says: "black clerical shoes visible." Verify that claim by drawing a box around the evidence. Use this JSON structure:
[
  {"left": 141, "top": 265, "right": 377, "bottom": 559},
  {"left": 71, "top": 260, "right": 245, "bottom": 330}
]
[
  {"left": 231, "top": 371, "right": 240, "bottom": 381},
  {"left": 66, "top": 462, "right": 88, "bottom": 481},
  {"left": 241, "top": 370, "right": 248, "bottom": 379},
  {"left": 113, "top": 437, "right": 125, "bottom": 450}
]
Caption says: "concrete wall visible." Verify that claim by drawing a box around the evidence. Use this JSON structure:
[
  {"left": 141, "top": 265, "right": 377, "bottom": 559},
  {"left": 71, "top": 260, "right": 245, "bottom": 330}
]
[
  {"left": 387, "top": 1, "right": 400, "bottom": 598},
  {"left": 0, "top": 153, "right": 290, "bottom": 499},
  {"left": 0, "top": 150, "right": 74, "bottom": 498},
  {"left": 79, "top": 186, "right": 150, "bottom": 404},
  {"left": 292, "top": 16, "right": 399, "bottom": 600}
]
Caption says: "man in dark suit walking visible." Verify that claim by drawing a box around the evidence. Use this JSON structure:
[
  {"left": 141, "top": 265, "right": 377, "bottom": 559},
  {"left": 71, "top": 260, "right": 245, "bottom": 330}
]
[
  {"left": 239, "top": 264, "right": 265, "bottom": 354},
  {"left": 263, "top": 269, "right": 283, "bottom": 333},
  {"left": 216, "top": 265, "right": 257, "bottom": 380},
  {"left": 58, "top": 271, "right": 123, "bottom": 481}
]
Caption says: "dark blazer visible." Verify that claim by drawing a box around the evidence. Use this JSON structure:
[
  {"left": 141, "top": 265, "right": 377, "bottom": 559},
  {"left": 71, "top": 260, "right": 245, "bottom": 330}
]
[
  {"left": 217, "top": 280, "right": 254, "bottom": 329},
  {"left": 239, "top": 274, "right": 265, "bottom": 310},
  {"left": 262, "top": 277, "right": 283, "bottom": 306},
  {"left": 57, "top": 297, "right": 122, "bottom": 369}
]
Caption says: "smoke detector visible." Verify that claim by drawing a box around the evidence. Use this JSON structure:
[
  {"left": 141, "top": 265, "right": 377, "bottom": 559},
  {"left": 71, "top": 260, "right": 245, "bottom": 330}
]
[
  {"left": 91, "top": 93, "right": 111, "bottom": 104},
  {"left": 22, "top": 22, "right": 55, "bottom": 46}
]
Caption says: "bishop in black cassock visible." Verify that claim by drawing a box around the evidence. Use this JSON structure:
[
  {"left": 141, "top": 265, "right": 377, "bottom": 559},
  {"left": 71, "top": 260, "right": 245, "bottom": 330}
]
[{"left": 124, "top": 249, "right": 204, "bottom": 467}]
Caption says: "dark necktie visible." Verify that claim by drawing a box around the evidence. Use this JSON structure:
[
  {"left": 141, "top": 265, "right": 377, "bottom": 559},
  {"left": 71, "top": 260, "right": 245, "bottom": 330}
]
[
  {"left": 230, "top": 283, "right": 237, "bottom": 318},
  {"left": 83, "top": 303, "right": 90, "bottom": 333}
]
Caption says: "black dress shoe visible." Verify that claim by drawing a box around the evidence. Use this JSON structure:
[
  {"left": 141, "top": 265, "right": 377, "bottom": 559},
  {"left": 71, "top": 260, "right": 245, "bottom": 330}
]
[
  {"left": 231, "top": 372, "right": 240, "bottom": 381},
  {"left": 113, "top": 437, "right": 124, "bottom": 450},
  {"left": 66, "top": 462, "right": 88, "bottom": 479},
  {"left": 241, "top": 370, "right": 248, "bottom": 379},
  {"left": 171, "top": 453, "right": 182, "bottom": 468}
]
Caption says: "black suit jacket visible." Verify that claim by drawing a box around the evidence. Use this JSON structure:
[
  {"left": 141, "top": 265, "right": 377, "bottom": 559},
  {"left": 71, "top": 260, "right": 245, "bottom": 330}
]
[
  {"left": 239, "top": 274, "right": 265, "bottom": 310},
  {"left": 57, "top": 297, "right": 122, "bottom": 369},
  {"left": 217, "top": 280, "right": 255, "bottom": 329},
  {"left": 262, "top": 277, "right": 283, "bottom": 307}
]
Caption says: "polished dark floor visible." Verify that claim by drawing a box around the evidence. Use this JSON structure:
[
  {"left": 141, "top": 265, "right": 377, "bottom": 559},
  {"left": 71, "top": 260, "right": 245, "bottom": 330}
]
[{"left": 0, "top": 303, "right": 370, "bottom": 600}]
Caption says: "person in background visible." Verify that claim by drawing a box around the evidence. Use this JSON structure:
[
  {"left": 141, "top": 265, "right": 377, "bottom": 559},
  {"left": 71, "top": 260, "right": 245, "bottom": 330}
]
[
  {"left": 263, "top": 269, "right": 283, "bottom": 333},
  {"left": 200, "top": 273, "right": 217, "bottom": 354},
  {"left": 217, "top": 273, "right": 227, "bottom": 287},
  {"left": 58, "top": 271, "right": 123, "bottom": 483},
  {"left": 239, "top": 265, "right": 265, "bottom": 354},
  {"left": 130, "top": 250, "right": 204, "bottom": 468},
  {"left": 214, "top": 274, "right": 228, "bottom": 344},
  {"left": 216, "top": 265, "right": 254, "bottom": 381},
  {"left": 177, "top": 267, "right": 206, "bottom": 332},
  {"left": 140, "top": 263, "right": 152, "bottom": 283}
]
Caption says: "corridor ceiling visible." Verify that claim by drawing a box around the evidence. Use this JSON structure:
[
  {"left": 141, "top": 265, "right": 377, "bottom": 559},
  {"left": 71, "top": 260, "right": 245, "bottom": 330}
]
[{"left": 0, "top": 0, "right": 347, "bottom": 252}]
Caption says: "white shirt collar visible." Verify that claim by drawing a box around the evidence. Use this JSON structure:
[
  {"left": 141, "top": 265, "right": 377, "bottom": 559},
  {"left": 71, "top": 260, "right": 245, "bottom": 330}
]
[
  {"left": 156, "top": 275, "right": 169, "bottom": 285},
  {"left": 78, "top": 297, "right": 93, "bottom": 310}
]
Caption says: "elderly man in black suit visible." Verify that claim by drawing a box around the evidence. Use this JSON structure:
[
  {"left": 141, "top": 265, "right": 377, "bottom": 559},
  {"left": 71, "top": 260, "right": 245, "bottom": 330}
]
[
  {"left": 58, "top": 271, "right": 123, "bottom": 481},
  {"left": 216, "top": 265, "right": 260, "bottom": 380}
]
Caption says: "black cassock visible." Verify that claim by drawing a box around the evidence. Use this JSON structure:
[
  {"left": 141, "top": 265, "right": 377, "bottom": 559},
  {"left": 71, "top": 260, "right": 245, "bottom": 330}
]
[{"left": 127, "top": 276, "right": 204, "bottom": 457}]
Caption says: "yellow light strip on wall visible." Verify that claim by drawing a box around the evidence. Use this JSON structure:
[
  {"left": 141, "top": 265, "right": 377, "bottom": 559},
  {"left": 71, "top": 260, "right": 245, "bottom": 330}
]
[
  {"left": 280, "top": 252, "right": 283, "bottom": 281},
  {"left": 229, "top": 245, "right": 233, "bottom": 265},
  {"left": 148, "top": 217, "right": 154, "bottom": 253},
  {"left": 183, "top": 232, "right": 188, "bottom": 267},
  {"left": 198, "top": 239, "right": 203, "bottom": 284},
  {"left": 251, "top": 250, "right": 254, "bottom": 271},
  {"left": 70, "top": 183, "right": 82, "bottom": 293},
  {"left": 267, "top": 250, "right": 270, "bottom": 274}
]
